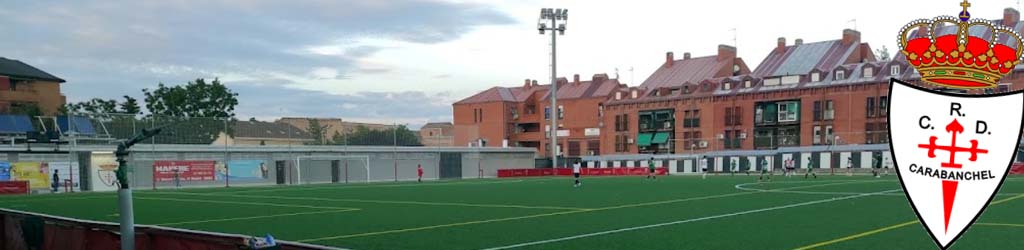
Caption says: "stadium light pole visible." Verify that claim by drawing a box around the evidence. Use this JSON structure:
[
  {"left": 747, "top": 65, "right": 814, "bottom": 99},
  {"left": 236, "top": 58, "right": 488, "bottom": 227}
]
[{"left": 538, "top": 8, "right": 567, "bottom": 169}]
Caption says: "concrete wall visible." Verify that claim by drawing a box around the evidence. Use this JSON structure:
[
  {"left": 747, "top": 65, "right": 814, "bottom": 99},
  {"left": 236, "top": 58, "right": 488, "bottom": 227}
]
[{"left": 0, "top": 144, "right": 535, "bottom": 192}]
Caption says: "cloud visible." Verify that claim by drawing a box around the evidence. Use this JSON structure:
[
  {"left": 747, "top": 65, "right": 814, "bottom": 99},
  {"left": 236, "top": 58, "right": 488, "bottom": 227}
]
[
  {"left": 0, "top": 0, "right": 513, "bottom": 119},
  {"left": 232, "top": 83, "right": 453, "bottom": 126}
]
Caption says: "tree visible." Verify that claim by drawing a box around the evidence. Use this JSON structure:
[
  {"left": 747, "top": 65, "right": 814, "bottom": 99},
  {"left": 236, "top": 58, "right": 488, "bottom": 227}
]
[
  {"left": 875, "top": 45, "right": 891, "bottom": 61},
  {"left": 305, "top": 119, "right": 330, "bottom": 145},
  {"left": 119, "top": 96, "right": 142, "bottom": 115},
  {"left": 330, "top": 131, "right": 345, "bottom": 145},
  {"left": 142, "top": 78, "right": 240, "bottom": 144},
  {"left": 143, "top": 78, "right": 239, "bottom": 118},
  {"left": 10, "top": 103, "right": 42, "bottom": 117},
  {"left": 341, "top": 125, "right": 421, "bottom": 146}
]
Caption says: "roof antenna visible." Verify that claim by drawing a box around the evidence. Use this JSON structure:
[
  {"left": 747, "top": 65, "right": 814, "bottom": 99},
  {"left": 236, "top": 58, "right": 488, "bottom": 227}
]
[
  {"left": 729, "top": 28, "right": 738, "bottom": 48},
  {"left": 615, "top": 67, "right": 620, "bottom": 79},
  {"left": 848, "top": 19, "right": 858, "bottom": 31}
]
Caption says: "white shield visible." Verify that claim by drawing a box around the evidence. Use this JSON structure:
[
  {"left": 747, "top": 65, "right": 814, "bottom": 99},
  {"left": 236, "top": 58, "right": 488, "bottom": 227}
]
[{"left": 889, "top": 79, "right": 1024, "bottom": 249}]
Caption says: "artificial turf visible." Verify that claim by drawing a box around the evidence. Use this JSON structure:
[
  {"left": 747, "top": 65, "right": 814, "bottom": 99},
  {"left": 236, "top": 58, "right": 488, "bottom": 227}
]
[{"left": 2, "top": 174, "right": 1023, "bottom": 249}]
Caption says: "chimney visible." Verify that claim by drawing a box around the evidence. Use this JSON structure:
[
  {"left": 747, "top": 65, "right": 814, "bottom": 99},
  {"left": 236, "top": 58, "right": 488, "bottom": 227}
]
[
  {"left": 1005, "top": 8, "right": 1020, "bottom": 26},
  {"left": 665, "top": 52, "right": 675, "bottom": 67},
  {"left": 524, "top": 79, "right": 531, "bottom": 88},
  {"left": 842, "top": 29, "right": 861, "bottom": 46},
  {"left": 556, "top": 77, "right": 568, "bottom": 88},
  {"left": 532, "top": 80, "right": 538, "bottom": 87},
  {"left": 592, "top": 73, "right": 609, "bottom": 83},
  {"left": 573, "top": 74, "right": 580, "bottom": 85},
  {"left": 777, "top": 37, "right": 786, "bottom": 52},
  {"left": 683, "top": 52, "right": 691, "bottom": 60},
  {"left": 794, "top": 38, "right": 803, "bottom": 46},
  {"left": 717, "top": 44, "right": 736, "bottom": 61}
]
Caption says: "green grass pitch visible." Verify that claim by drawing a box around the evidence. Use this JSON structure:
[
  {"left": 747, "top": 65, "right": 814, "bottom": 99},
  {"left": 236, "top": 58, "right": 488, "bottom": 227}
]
[{"left": 3, "top": 174, "right": 1024, "bottom": 249}]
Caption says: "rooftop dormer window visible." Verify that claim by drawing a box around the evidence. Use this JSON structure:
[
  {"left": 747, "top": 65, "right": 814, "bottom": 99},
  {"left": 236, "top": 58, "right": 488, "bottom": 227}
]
[
  {"left": 835, "top": 70, "right": 846, "bottom": 80},
  {"left": 811, "top": 72, "right": 821, "bottom": 82},
  {"left": 863, "top": 67, "right": 874, "bottom": 78},
  {"left": 890, "top": 65, "right": 901, "bottom": 76}
]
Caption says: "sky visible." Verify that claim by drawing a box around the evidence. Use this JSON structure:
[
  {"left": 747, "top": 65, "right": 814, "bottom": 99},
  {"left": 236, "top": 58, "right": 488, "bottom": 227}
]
[{"left": 1, "top": 0, "right": 1020, "bottom": 128}]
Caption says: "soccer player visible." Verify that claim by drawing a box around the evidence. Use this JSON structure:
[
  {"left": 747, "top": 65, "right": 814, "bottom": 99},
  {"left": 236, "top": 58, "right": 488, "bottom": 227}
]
[
  {"left": 730, "top": 159, "right": 738, "bottom": 176},
  {"left": 804, "top": 156, "right": 817, "bottom": 179},
  {"left": 846, "top": 156, "right": 854, "bottom": 176},
  {"left": 572, "top": 161, "right": 582, "bottom": 187},
  {"left": 647, "top": 157, "right": 656, "bottom": 179},
  {"left": 758, "top": 159, "right": 771, "bottom": 182},
  {"left": 417, "top": 164, "right": 424, "bottom": 183},
  {"left": 784, "top": 159, "right": 794, "bottom": 177},
  {"left": 872, "top": 153, "right": 882, "bottom": 178}
]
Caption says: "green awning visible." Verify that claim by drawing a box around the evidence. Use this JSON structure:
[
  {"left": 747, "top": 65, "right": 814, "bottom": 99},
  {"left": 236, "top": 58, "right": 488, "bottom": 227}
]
[
  {"left": 637, "top": 133, "right": 654, "bottom": 146},
  {"left": 651, "top": 132, "right": 670, "bottom": 144}
]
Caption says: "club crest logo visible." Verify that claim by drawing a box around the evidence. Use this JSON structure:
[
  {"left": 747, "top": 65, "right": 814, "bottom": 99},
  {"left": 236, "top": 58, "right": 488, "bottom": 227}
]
[{"left": 892, "top": 1, "right": 1024, "bottom": 248}]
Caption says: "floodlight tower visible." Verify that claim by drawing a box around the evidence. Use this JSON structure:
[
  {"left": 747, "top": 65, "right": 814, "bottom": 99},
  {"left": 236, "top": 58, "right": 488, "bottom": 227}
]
[{"left": 538, "top": 8, "right": 567, "bottom": 168}]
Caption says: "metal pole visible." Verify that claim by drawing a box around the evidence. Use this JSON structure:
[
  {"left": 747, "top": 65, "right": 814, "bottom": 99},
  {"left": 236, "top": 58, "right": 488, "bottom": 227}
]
[
  {"left": 393, "top": 122, "right": 398, "bottom": 182},
  {"left": 549, "top": 17, "right": 558, "bottom": 170},
  {"left": 224, "top": 118, "right": 230, "bottom": 188}
]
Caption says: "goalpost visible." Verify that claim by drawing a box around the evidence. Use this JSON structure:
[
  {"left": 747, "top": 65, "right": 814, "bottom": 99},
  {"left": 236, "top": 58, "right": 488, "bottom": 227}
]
[{"left": 295, "top": 155, "right": 371, "bottom": 185}]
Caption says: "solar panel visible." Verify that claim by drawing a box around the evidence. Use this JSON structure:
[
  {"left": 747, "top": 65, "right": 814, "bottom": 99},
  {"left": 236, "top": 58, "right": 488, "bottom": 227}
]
[
  {"left": 56, "top": 116, "right": 97, "bottom": 135},
  {"left": 0, "top": 115, "right": 34, "bottom": 134}
]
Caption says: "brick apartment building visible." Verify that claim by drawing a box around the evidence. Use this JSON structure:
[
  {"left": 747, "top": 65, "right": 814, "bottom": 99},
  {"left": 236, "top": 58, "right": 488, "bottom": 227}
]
[
  {"left": 454, "top": 8, "right": 1024, "bottom": 158},
  {"left": 0, "top": 57, "right": 67, "bottom": 115}
]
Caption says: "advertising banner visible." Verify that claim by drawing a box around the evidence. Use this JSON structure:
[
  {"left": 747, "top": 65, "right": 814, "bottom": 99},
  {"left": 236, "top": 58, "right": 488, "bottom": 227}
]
[
  {"left": 12, "top": 162, "right": 50, "bottom": 189},
  {"left": 0, "top": 161, "right": 9, "bottom": 181},
  {"left": 153, "top": 160, "right": 216, "bottom": 182},
  {"left": 90, "top": 152, "right": 119, "bottom": 191},
  {"left": 217, "top": 160, "right": 269, "bottom": 181}
]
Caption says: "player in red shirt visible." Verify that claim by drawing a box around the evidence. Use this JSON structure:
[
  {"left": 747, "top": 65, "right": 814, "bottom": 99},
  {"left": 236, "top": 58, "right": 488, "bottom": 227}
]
[{"left": 417, "top": 164, "right": 424, "bottom": 182}]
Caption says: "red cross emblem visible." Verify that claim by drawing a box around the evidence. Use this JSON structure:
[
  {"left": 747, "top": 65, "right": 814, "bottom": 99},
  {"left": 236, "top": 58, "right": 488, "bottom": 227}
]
[{"left": 917, "top": 118, "right": 989, "bottom": 232}]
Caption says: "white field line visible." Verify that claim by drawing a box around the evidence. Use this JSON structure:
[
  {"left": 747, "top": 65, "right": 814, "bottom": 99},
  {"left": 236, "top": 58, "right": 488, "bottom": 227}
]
[{"left": 480, "top": 189, "right": 899, "bottom": 250}]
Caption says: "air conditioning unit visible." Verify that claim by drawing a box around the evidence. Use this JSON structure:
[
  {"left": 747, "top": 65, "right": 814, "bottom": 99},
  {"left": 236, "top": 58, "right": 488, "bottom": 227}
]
[
  {"left": 716, "top": 133, "right": 725, "bottom": 140},
  {"left": 628, "top": 138, "right": 634, "bottom": 144},
  {"left": 824, "top": 110, "right": 835, "bottom": 120},
  {"left": 699, "top": 141, "right": 709, "bottom": 148},
  {"left": 739, "top": 132, "right": 747, "bottom": 139}
]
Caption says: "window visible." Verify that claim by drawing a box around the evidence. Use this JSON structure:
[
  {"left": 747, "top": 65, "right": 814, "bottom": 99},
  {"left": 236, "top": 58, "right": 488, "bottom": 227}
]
[
  {"left": 865, "top": 123, "right": 876, "bottom": 144},
  {"left": 631, "top": 90, "right": 638, "bottom": 98},
  {"left": 835, "top": 70, "right": 846, "bottom": 80},
  {"left": 891, "top": 65, "right": 901, "bottom": 76},
  {"left": 722, "top": 82, "right": 733, "bottom": 90},
  {"left": 811, "top": 72, "right": 821, "bottom": 82},
  {"left": 616, "top": 92, "right": 622, "bottom": 100},
  {"left": 544, "top": 107, "right": 551, "bottom": 120},
  {"left": 781, "top": 75, "right": 800, "bottom": 84},
  {"left": 997, "top": 84, "right": 1011, "bottom": 93},
  {"left": 778, "top": 102, "right": 799, "bottom": 122},
  {"left": 587, "top": 140, "right": 600, "bottom": 156},
  {"left": 474, "top": 108, "right": 478, "bottom": 123},
  {"left": 813, "top": 101, "right": 822, "bottom": 121},
  {"left": 744, "top": 80, "right": 752, "bottom": 88},
  {"left": 866, "top": 97, "right": 876, "bottom": 118},
  {"left": 825, "top": 125, "right": 834, "bottom": 144},
  {"left": 558, "top": 105, "right": 564, "bottom": 119},
  {"left": 879, "top": 96, "right": 888, "bottom": 116},
  {"left": 824, "top": 100, "right": 834, "bottom": 120},
  {"left": 725, "top": 107, "right": 734, "bottom": 125},
  {"left": 863, "top": 67, "right": 874, "bottom": 78},
  {"left": 598, "top": 104, "right": 604, "bottom": 117},
  {"left": 683, "top": 109, "right": 701, "bottom": 128},
  {"left": 813, "top": 126, "right": 822, "bottom": 144},
  {"left": 568, "top": 141, "right": 581, "bottom": 156},
  {"left": 734, "top": 107, "right": 742, "bottom": 125},
  {"left": 764, "top": 78, "right": 781, "bottom": 86},
  {"left": 510, "top": 107, "right": 519, "bottom": 119}
]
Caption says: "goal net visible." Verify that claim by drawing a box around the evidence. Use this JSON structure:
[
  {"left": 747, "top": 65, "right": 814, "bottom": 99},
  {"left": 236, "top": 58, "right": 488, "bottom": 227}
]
[{"left": 296, "top": 155, "right": 371, "bottom": 184}]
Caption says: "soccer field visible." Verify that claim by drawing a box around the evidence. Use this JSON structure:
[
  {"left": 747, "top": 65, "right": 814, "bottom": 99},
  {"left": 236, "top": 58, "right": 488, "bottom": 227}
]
[{"left": 2, "top": 174, "right": 1024, "bottom": 249}]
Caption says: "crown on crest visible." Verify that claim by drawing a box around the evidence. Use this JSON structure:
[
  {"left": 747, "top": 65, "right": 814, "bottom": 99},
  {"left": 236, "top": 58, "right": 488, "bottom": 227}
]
[{"left": 899, "top": 0, "right": 1024, "bottom": 89}]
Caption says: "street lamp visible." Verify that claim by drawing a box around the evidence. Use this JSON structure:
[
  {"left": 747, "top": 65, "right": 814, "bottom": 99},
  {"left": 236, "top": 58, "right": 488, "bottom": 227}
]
[{"left": 539, "top": 8, "right": 568, "bottom": 168}]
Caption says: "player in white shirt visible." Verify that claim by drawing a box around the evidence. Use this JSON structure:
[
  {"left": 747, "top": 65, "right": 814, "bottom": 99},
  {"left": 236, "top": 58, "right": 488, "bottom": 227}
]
[{"left": 572, "top": 161, "right": 582, "bottom": 187}]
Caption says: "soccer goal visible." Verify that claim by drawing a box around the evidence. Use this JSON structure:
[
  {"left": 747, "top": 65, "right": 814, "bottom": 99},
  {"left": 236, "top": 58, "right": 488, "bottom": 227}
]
[{"left": 295, "top": 155, "right": 371, "bottom": 184}]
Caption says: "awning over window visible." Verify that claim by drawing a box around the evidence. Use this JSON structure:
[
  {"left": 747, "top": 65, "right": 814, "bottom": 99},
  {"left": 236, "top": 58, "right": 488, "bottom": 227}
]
[
  {"left": 651, "top": 132, "right": 670, "bottom": 144},
  {"left": 637, "top": 133, "right": 653, "bottom": 146}
]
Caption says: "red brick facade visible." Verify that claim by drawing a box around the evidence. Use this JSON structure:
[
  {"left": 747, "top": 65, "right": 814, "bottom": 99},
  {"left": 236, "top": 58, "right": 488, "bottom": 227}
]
[{"left": 454, "top": 9, "right": 1024, "bottom": 158}]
